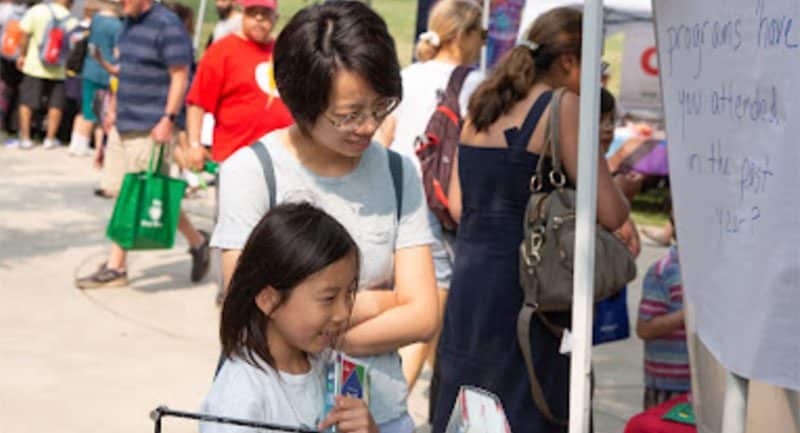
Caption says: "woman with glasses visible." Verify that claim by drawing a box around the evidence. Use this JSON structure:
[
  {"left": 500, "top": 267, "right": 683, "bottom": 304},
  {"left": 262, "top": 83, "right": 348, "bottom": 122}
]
[
  {"left": 209, "top": 2, "right": 438, "bottom": 433},
  {"left": 377, "top": 0, "right": 486, "bottom": 393}
]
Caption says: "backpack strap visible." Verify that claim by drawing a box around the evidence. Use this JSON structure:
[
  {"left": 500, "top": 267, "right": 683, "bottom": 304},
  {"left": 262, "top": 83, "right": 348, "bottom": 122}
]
[
  {"left": 387, "top": 149, "right": 403, "bottom": 223},
  {"left": 443, "top": 66, "right": 472, "bottom": 112},
  {"left": 44, "top": 2, "right": 66, "bottom": 24},
  {"left": 249, "top": 140, "right": 276, "bottom": 209}
]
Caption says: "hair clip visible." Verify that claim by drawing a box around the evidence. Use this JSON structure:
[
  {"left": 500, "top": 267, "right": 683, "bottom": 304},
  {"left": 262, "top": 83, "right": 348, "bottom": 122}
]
[
  {"left": 518, "top": 40, "right": 539, "bottom": 53},
  {"left": 419, "top": 31, "right": 441, "bottom": 48}
]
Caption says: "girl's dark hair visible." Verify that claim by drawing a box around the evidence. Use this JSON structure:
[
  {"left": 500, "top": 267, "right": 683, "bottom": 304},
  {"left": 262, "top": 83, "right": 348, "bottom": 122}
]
[
  {"left": 220, "top": 202, "right": 360, "bottom": 370},
  {"left": 273, "top": 1, "right": 402, "bottom": 133},
  {"left": 468, "top": 7, "right": 582, "bottom": 131},
  {"left": 600, "top": 87, "right": 616, "bottom": 115}
]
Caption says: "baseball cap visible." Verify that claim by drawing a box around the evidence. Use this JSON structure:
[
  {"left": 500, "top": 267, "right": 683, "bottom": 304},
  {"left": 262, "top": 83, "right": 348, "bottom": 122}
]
[{"left": 238, "top": 0, "right": 277, "bottom": 10}]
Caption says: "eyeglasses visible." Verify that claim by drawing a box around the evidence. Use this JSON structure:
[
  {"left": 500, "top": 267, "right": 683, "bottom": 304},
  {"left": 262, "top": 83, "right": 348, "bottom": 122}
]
[
  {"left": 323, "top": 97, "right": 400, "bottom": 131},
  {"left": 480, "top": 28, "right": 488, "bottom": 41}
]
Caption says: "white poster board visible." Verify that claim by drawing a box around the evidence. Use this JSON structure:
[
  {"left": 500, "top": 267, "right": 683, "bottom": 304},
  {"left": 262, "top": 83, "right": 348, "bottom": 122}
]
[
  {"left": 619, "top": 22, "right": 662, "bottom": 117},
  {"left": 654, "top": 0, "right": 800, "bottom": 390}
]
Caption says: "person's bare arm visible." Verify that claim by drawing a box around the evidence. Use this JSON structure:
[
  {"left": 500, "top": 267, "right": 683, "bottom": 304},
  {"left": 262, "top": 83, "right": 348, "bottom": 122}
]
[
  {"left": 557, "top": 91, "right": 629, "bottom": 231},
  {"left": 448, "top": 147, "right": 462, "bottom": 223},
  {"left": 184, "top": 105, "right": 207, "bottom": 171},
  {"left": 151, "top": 65, "right": 188, "bottom": 143},
  {"left": 221, "top": 249, "right": 241, "bottom": 293},
  {"left": 347, "top": 290, "right": 402, "bottom": 327},
  {"left": 15, "top": 34, "right": 29, "bottom": 71},
  {"left": 91, "top": 47, "right": 120, "bottom": 76},
  {"left": 636, "top": 310, "right": 685, "bottom": 340},
  {"left": 342, "top": 245, "right": 438, "bottom": 357}
]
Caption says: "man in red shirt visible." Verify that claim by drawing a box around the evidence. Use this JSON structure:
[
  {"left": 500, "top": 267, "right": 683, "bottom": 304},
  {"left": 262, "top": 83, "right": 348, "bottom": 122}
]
[{"left": 183, "top": 0, "right": 292, "bottom": 167}]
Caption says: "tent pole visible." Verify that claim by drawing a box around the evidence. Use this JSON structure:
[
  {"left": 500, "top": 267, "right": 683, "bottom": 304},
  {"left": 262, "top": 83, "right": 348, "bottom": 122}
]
[
  {"left": 569, "top": 0, "right": 603, "bottom": 432},
  {"left": 480, "top": 0, "right": 490, "bottom": 72},
  {"left": 194, "top": 0, "right": 209, "bottom": 50}
]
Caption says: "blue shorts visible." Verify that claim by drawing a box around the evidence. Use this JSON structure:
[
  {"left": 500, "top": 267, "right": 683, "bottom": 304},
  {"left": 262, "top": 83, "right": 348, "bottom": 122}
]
[
  {"left": 378, "top": 413, "right": 415, "bottom": 433},
  {"left": 81, "top": 79, "right": 108, "bottom": 123},
  {"left": 428, "top": 210, "right": 456, "bottom": 289}
]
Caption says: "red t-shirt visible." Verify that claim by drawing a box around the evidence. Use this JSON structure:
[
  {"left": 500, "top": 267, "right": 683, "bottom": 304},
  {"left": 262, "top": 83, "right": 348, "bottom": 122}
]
[{"left": 186, "top": 34, "right": 293, "bottom": 162}]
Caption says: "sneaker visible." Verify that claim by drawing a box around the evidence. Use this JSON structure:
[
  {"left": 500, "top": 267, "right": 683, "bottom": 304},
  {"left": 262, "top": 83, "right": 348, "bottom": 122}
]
[
  {"left": 75, "top": 264, "right": 128, "bottom": 289},
  {"left": 93, "top": 188, "right": 114, "bottom": 199},
  {"left": 43, "top": 138, "right": 61, "bottom": 149},
  {"left": 189, "top": 230, "right": 210, "bottom": 283},
  {"left": 4, "top": 138, "right": 19, "bottom": 148},
  {"left": 19, "top": 139, "right": 33, "bottom": 150}
]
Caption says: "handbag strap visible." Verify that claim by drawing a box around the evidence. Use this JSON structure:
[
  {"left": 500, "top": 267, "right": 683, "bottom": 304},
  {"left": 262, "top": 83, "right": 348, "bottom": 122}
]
[
  {"left": 517, "top": 302, "right": 568, "bottom": 426},
  {"left": 518, "top": 89, "right": 570, "bottom": 425},
  {"left": 534, "top": 88, "right": 567, "bottom": 189},
  {"left": 147, "top": 143, "right": 166, "bottom": 176}
]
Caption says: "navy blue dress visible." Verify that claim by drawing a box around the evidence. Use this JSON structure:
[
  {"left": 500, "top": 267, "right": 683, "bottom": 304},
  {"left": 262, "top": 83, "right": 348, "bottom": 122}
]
[{"left": 433, "top": 91, "right": 572, "bottom": 433}]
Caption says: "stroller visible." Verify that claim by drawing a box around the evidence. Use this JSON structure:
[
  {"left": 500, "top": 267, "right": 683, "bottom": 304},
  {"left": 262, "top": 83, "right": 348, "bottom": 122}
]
[{"left": 150, "top": 406, "right": 319, "bottom": 433}]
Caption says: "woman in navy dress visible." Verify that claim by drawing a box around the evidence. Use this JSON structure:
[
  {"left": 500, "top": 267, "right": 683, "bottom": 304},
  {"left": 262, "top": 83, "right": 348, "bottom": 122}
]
[{"left": 433, "top": 7, "right": 630, "bottom": 433}]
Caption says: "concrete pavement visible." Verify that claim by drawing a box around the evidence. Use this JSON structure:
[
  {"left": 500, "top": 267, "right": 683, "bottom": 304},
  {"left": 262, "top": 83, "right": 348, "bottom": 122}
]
[{"left": 0, "top": 145, "right": 669, "bottom": 433}]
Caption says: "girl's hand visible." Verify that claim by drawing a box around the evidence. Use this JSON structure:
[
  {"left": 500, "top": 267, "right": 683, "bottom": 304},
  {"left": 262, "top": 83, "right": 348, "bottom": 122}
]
[{"left": 318, "top": 396, "right": 377, "bottom": 433}]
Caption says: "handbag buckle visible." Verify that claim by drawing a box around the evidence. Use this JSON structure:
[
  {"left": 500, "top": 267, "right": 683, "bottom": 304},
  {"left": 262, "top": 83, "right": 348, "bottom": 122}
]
[
  {"left": 549, "top": 171, "right": 566, "bottom": 188},
  {"left": 524, "top": 301, "right": 539, "bottom": 310},
  {"left": 530, "top": 175, "right": 543, "bottom": 192}
]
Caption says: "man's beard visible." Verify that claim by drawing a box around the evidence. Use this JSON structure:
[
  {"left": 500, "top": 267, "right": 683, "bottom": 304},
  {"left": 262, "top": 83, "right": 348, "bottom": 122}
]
[{"left": 216, "top": 6, "right": 233, "bottom": 19}]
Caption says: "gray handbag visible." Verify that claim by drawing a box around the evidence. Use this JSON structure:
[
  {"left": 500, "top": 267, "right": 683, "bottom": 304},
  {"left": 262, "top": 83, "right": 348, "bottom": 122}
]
[{"left": 516, "top": 88, "right": 636, "bottom": 425}]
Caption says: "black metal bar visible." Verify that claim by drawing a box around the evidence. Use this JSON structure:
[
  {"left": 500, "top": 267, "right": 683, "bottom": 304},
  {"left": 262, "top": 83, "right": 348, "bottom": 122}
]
[{"left": 150, "top": 406, "right": 320, "bottom": 433}]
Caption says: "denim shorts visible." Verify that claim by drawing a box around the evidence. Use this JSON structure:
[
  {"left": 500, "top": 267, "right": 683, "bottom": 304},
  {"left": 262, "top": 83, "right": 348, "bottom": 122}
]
[
  {"left": 378, "top": 413, "right": 415, "bottom": 433},
  {"left": 428, "top": 210, "right": 456, "bottom": 289}
]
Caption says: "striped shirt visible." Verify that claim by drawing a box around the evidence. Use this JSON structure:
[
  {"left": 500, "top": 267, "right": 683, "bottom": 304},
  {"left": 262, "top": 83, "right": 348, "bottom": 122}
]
[
  {"left": 116, "top": 3, "right": 192, "bottom": 133},
  {"left": 638, "top": 246, "right": 690, "bottom": 392}
]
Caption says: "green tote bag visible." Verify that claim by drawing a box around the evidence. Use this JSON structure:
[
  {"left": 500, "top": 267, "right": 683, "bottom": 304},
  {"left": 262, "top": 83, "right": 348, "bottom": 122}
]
[{"left": 106, "top": 144, "right": 187, "bottom": 250}]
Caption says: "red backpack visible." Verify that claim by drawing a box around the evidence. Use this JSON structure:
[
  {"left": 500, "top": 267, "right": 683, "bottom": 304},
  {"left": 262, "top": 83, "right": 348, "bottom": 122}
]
[
  {"left": 38, "top": 3, "right": 70, "bottom": 66},
  {"left": 414, "top": 66, "right": 471, "bottom": 231}
]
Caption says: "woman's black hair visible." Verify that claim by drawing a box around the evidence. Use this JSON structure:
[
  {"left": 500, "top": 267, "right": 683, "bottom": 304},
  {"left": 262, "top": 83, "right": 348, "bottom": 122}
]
[
  {"left": 600, "top": 87, "right": 616, "bottom": 116},
  {"left": 220, "top": 202, "right": 360, "bottom": 370},
  {"left": 273, "top": 1, "right": 402, "bottom": 133}
]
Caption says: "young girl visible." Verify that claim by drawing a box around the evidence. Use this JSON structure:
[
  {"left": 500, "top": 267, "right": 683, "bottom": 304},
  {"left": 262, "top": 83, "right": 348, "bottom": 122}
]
[{"left": 202, "top": 202, "right": 377, "bottom": 433}]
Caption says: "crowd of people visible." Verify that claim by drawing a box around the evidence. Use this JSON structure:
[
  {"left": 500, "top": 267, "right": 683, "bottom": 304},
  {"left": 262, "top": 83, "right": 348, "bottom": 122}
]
[{"left": 1, "top": 0, "right": 687, "bottom": 431}]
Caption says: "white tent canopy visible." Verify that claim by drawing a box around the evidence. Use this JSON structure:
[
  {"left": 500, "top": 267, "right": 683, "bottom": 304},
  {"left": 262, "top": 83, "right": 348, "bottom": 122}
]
[{"left": 518, "top": 0, "right": 652, "bottom": 37}]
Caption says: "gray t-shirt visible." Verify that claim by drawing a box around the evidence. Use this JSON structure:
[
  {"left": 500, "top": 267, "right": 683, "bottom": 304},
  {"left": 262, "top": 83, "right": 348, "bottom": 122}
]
[
  {"left": 201, "top": 355, "right": 324, "bottom": 432},
  {"left": 212, "top": 13, "right": 242, "bottom": 43},
  {"left": 211, "top": 129, "right": 434, "bottom": 424}
]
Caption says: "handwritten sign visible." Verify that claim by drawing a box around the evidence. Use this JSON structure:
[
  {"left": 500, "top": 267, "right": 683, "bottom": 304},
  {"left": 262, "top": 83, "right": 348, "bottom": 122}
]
[{"left": 655, "top": 0, "right": 800, "bottom": 390}]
